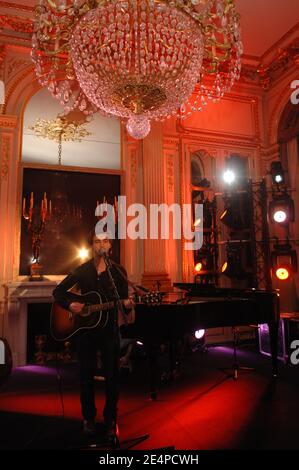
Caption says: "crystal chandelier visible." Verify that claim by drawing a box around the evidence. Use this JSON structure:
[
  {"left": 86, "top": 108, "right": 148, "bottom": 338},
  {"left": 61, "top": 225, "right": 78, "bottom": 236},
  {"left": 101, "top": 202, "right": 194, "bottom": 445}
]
[{"left": 32, "top": 0, "right": 242, "bottom": 139}]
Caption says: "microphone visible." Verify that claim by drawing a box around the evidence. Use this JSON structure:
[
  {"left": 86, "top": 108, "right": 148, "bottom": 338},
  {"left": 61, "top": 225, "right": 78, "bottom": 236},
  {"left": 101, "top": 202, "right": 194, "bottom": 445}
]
[
  {"left": 99, "top": 248, "right": 111, "bottom": 266},
  {"left": 99, "top": 247, "right": 108, "bottom": 257}
]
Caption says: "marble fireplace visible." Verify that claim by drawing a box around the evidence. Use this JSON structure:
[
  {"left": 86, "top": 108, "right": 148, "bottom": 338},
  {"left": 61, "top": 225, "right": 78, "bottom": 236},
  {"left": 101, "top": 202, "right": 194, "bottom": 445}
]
[{"left": 3, "top": 281, "right": 58, "bottom": 366}]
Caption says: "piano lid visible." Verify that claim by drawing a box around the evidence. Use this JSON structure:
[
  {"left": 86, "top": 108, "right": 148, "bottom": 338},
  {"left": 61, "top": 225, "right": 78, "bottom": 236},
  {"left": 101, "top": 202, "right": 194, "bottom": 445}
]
[{"left": 173, "top": 283, "right": 273, "bottom": 298}]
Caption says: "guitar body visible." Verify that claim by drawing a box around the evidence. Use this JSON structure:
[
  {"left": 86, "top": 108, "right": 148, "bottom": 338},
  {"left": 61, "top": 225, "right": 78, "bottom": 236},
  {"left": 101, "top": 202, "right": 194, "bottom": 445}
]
[
  {"left": 51, "top": 289, "right": 161, "bottom": 341},
  {"left": 51, "top": 291, "right": 110, "bottom": 341}
]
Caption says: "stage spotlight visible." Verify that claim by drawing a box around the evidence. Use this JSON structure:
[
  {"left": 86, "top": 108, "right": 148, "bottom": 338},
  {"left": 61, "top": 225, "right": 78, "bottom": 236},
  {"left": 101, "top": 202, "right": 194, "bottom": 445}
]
[
  {"left": 271, "top": 244, "right": 297, "bottom": 281},
  {"left": 221, "top": 246, "right": 249, "bottom": 280},
  {"left": 270, "top": 161, "right": 285, "bottom": 186},
  {"left": 220, "top": 205, "right": 245, "bottom": 231},
  {"left": 190, "top": 329, "right": 206, "bottom": 352},
  {"left": 220, "top": 207, "right": 234, "bottom": 227},
  {"left": 269, "top": 196, "right": 294, "bottom": 225},
  {"left": 223, "top": 169, "right": 236, "bottom": 185},
  {"left": 275, "top": 267, "right": 290, "bottom": 281},
  {"left": 194, "top": 329, "right": 205, "bottom": 340}
]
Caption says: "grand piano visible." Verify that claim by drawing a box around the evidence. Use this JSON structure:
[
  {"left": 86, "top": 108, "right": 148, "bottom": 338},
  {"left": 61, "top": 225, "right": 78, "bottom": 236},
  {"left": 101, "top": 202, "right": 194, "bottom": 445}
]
[{"left": 122, "top": 284, "right": 280, "bottom": 397}]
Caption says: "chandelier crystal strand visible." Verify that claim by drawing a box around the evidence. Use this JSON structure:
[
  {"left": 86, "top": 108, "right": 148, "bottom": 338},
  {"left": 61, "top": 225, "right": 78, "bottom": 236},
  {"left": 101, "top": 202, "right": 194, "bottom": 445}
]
[
  {"left": 32, "top": 0, "right": 242, "bottom": 140},
  {"left": 70, "top": 0, "right": 204, "bottom": 138}
]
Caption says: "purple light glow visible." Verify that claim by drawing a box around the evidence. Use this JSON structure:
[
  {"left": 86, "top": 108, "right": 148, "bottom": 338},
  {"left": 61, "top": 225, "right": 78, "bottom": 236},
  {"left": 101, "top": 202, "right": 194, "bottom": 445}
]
[{"left": 13, "top": 365, "right": 56, "bottom": 375}]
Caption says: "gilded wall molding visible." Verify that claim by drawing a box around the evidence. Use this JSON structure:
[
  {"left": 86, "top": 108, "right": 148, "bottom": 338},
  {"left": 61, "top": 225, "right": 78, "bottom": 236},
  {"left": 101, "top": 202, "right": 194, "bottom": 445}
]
[
  {"left": 0, "top": 44, "right": 5, "bottom": 84},
  {"left": 166, "top": 154, "right": 174, "bottom": 193},
  {"left": 130, "top": 148, "right": 137, "bottom": 188},
  {"left": 0, "top": 116, "right": 17, "bottom": 183},
  {"left": 1, "top": 133, "right": 10, "bottom": 180}
]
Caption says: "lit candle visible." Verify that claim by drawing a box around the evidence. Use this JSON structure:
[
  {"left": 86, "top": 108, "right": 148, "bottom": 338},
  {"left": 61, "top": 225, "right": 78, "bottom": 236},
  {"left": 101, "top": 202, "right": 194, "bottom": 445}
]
[
  {"left": 49, "top": 200, "right": 52, "bottom": 216},
  {"left": 30, "top": 192, "right": 34, "bottom": 209},
  {"left": 41, "top": 199, "right": 45, "bottom": 222},
  {"left": 103, "top": 196, "right": 107, "bottom": 212},
  {"left": 44, "top": 192, "right": 47, "bottom": 213},
  {"left": 114, "top": 196, "right": 118, "bottom": 221}
]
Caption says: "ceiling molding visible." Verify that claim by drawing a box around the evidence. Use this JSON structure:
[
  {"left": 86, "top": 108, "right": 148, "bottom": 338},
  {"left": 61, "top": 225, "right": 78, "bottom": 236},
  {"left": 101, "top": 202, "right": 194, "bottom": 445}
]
[{"left": 0, "top": 1, "right": 34, "bottom": 12}]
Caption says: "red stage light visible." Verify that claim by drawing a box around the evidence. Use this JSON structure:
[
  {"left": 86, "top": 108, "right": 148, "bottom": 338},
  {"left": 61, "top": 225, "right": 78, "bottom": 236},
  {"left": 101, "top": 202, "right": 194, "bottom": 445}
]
[{"left": 275, "top": 267, "right": 290, "bottom": 281}]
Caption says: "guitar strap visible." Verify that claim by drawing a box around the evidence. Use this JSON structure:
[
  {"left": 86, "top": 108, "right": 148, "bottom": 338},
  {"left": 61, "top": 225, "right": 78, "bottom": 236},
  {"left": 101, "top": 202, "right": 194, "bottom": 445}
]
[
  {"left": 111, "top": 261, "right": 136, "bottom": 291},
  {"left": 111, "top": 262, "right": 136, "bottom": 326},
  {"left": 111, "top": 261, "right": 148, "bottom": 294}
]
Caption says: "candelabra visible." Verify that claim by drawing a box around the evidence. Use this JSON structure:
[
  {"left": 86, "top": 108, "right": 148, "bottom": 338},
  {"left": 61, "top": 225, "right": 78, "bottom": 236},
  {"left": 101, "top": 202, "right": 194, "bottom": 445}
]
[
  {"left": 22, "top": 192, "right": 52, "bottom": 280},
  {"left": 96, "top": 196, "right": 118, "bottom": 224}
]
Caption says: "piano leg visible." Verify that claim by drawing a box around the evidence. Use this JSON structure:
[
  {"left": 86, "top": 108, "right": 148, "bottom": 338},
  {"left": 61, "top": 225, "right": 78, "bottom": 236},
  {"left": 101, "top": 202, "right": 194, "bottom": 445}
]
[
  {"left": 144, "top": 340, "right": 159, "bottom": 400},
  {"left": 268, "top": 319, "right": 279, "bottom": 377},
  {"left": 268, "top": 294, "right": 280, "bottom": 377}
]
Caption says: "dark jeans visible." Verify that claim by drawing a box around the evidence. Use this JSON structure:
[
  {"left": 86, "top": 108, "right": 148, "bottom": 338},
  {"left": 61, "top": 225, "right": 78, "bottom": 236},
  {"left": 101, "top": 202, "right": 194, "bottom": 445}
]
[{"left": 76, "top": 322, "right": 120, "bottom": 424}]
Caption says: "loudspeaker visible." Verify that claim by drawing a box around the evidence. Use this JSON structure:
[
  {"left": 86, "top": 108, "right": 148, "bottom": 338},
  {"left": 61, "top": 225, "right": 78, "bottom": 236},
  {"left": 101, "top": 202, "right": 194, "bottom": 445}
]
[{"left": 259, "top": 316, "right": 299, "bottom": 363}]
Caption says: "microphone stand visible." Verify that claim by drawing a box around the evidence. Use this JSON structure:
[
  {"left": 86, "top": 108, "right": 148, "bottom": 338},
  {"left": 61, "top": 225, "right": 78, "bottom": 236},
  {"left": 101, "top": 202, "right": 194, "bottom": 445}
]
[{"left": 89, "top": 252, "right": 149, "bottom": 450}]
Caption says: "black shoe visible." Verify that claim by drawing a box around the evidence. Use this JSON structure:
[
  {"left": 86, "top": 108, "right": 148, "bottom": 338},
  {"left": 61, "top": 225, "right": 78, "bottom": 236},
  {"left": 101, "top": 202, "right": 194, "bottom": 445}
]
[
  {"left": 105, "top": 419, "right": 119, "bottom": 439},
  {"left": 82, "top": 419, "right": 96, "bottom": 436},
  {"left": 105, "top": 420, "right": 119, "bottom": 448}
]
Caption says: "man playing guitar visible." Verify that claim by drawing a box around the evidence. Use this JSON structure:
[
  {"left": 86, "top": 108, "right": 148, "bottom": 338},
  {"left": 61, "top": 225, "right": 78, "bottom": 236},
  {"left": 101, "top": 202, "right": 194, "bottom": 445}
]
[{"left": 52, "top": 231, "right": 134, "bottom": 442}]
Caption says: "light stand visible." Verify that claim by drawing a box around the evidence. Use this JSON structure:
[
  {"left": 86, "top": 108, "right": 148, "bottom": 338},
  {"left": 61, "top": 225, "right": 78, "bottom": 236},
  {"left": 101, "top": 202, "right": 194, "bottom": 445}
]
[{"left": 219, "top": 326, "right": 255, "bottom": 381}]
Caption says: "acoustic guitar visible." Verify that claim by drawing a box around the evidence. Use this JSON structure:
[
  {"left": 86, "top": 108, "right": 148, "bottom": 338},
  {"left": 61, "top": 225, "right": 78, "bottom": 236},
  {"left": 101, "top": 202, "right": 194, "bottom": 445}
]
[{"left": 50, "top": 290, "right": 162, "bottom": 341}]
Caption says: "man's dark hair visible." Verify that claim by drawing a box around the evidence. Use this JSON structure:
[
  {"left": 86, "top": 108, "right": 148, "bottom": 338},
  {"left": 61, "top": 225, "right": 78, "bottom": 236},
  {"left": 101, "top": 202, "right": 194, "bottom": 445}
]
[
  {"left": 87, "top": 230, "right": 95, "bottom": 246},
  {"left": 87, "top": 230, "right": 113, "bottom": 246}
]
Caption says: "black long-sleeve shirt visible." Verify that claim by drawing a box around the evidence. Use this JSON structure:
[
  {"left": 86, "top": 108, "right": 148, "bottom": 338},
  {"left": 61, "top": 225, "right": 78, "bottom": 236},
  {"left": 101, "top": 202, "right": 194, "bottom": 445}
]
[{"left": 52, "top": 258, "right": 128, "bottom": 310}]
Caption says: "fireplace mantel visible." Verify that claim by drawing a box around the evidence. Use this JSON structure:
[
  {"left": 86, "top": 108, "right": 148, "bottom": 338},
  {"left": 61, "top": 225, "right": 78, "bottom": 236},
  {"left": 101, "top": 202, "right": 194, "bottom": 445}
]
[{"left": 4, "top": 281, "right": 58, "bottom": 366}]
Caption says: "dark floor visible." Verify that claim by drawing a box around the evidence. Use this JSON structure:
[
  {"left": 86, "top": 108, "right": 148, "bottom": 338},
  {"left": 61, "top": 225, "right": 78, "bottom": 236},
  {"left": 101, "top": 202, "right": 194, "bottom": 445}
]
[{"left": 0, "top": 342, "right": 298, "bottom": 451}]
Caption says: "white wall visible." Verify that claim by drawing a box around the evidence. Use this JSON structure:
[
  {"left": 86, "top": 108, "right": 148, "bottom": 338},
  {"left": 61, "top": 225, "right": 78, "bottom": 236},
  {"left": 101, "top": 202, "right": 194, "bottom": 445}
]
[{"left": 22, "top": 88, "right": 121, "bottom": 169}]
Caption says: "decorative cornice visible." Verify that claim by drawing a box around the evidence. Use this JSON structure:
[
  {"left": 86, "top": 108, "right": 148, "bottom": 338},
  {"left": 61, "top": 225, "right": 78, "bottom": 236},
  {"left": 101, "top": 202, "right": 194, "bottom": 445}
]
[
  {"left": 0, "top": 115, "right": 17, "bottom": 128},
  {"left": 163, "top": 137, "right": 180, "bottom": 148},
  {"left": 257, "top": 38, "right": 299, "bottom": 90},
  {"left": 0, "top": 14, "right": 33, "bottom": 34},
  {"left": 260, "top": 144, "right": 280, "bottom": 158},
  {"left": 0, "top": 1, "right": 34, "bottom": 12},
  {"left": 239, "top": 64, "right": 260, "bottom": 85},
  {"left": 180, "top": 133, "right": 261, "bottom": 150}
]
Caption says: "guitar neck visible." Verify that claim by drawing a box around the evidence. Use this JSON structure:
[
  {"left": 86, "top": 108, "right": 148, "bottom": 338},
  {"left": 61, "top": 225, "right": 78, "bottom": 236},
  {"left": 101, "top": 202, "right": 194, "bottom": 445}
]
[{"left": 89, "top": 299, "right": 123, "bottom": 313}]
